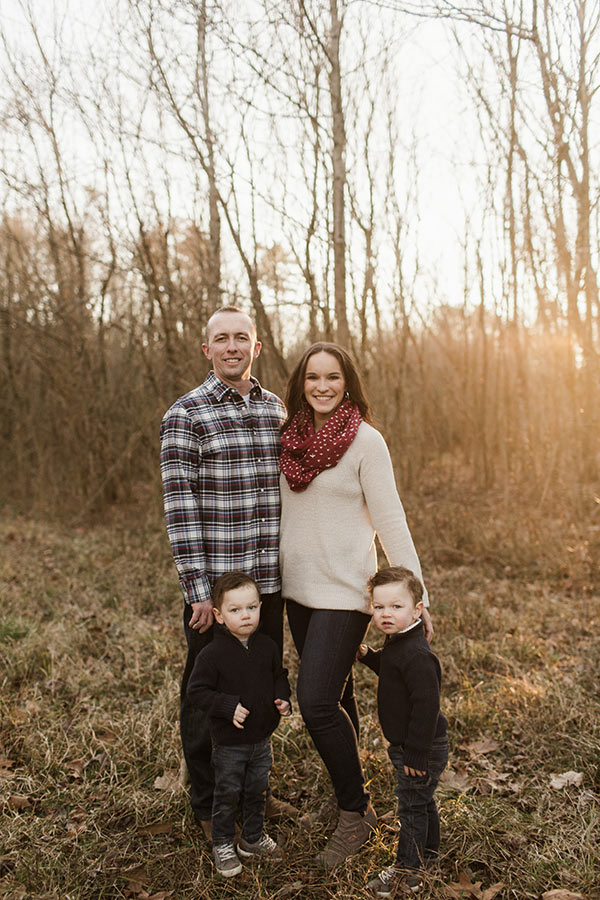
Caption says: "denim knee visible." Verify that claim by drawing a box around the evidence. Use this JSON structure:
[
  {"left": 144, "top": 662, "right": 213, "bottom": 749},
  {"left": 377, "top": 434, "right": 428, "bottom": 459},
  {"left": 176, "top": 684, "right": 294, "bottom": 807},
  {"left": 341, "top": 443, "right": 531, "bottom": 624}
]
[{"left": 296, "top": 686, "right": 336, "bottom": 731}]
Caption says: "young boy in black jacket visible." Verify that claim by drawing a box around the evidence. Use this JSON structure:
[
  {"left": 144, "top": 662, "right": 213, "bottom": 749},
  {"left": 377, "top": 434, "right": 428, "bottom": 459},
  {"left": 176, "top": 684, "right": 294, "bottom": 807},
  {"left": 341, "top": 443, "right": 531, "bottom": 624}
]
[
  {"left": 357, "top": 566, "right": 448, "bottom": 897},
  {"left": 187, "top": 571, "right": 291, "bottom": 878}
]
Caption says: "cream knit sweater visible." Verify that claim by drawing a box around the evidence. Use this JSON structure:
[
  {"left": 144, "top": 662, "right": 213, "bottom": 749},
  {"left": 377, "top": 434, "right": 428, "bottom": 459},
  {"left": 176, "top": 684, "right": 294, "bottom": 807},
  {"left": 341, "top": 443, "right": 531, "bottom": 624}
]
[{"left": 279, "top": 422, "right": 428, "bottom": 613}]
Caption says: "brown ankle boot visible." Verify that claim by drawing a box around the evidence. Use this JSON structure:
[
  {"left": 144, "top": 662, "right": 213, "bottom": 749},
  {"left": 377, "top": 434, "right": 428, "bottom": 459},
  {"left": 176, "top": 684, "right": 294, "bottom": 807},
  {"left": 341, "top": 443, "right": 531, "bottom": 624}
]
[{"left": 317, "top": 802, "right": 377, "bottom": 869}]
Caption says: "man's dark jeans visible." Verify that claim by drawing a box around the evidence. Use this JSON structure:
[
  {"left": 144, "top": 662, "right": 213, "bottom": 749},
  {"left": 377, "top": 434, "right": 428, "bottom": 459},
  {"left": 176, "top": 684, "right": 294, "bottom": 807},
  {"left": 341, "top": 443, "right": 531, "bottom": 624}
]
[
  {"left": 211, "top": 738, "right": 272, "bottom": 845},
  {"left": 388, "top": 735, "right": 449, "bottom": 869},
  {"left": 180, "top": 591, "right": 283, "bottom": 822},
  {"left": 287, "top": 600, "right": 370, "bottom": 813}
]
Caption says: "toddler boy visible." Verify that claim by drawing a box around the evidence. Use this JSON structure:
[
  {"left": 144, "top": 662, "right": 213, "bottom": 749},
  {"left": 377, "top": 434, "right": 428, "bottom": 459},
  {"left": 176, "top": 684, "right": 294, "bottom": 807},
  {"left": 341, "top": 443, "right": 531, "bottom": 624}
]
[
  {"left": 187, "top": 571, "right": 291, "bottom": 878},
  {"left": 358, "top": 565, "right": 448, "bottom": 896}
]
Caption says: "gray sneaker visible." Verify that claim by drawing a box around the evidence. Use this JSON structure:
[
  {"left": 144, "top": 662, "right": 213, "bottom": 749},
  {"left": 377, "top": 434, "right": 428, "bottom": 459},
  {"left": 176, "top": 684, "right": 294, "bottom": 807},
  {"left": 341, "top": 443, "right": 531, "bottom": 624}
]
[
  {"left": 212, "top": 842, "right": 242, "bottom": 877},
  {"left": 367, "top": 865, "right": 423, "bottom": 896},
  {"left": 237, "top": 832, "right": 283, "bottom": 859}
]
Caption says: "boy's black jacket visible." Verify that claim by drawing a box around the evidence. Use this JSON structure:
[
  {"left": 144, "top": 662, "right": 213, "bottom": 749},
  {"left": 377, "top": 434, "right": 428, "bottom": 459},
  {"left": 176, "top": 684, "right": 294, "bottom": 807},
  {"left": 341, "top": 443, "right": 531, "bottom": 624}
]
[
  {"left": 360, "top": 619, "right": 448, "bottom": 772},
  {"left": 187, "top": 624, "right": 291, "bottom": 745}
]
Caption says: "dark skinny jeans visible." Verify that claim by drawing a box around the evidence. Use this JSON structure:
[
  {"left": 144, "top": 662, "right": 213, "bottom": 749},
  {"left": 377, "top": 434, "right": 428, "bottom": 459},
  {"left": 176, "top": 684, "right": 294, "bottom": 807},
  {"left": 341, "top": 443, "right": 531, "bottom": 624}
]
[
  {"left": 180, "top": 591, "right": 283, "bottom": 822},
  {"left": 211, "top": 738, "right": 272, "bottom": 846},
  {"left": 388, "top": 735, "right": 449, "bottom": 868},
  {"left": 287, "top": 599, "right": 371, "bottom": 813}
]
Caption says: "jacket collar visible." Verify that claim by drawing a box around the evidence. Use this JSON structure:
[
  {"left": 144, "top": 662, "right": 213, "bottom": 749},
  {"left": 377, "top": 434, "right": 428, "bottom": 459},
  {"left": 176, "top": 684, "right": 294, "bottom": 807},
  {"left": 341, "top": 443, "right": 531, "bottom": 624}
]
[
  {"left": 213, "top": 621, "right": 258, "bottom": 648},
  {"left": 385, "top": 618, "right": 424, "bottom": 646}
]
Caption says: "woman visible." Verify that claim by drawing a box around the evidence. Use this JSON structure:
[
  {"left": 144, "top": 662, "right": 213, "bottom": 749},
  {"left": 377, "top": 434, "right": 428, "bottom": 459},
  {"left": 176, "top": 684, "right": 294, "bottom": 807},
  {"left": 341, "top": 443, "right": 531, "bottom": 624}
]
[{"left": 279, "top": 342, "right": 431, "bottom": 869}]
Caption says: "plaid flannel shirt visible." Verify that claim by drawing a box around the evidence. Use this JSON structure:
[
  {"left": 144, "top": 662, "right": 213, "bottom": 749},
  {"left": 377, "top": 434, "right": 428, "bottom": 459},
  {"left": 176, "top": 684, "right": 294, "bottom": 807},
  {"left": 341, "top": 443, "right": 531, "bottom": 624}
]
[{"left": 160, "top": 371, "right": 286, "bottom": 605}]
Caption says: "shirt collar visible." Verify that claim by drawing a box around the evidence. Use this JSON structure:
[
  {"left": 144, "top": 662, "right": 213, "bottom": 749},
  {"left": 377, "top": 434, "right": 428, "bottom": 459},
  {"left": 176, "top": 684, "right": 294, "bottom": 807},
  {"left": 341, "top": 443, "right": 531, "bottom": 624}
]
[
  {"left": 205, "top": 370, "right": 264, "bottom": 402},
  {"left": 385, "top": 618, "right": 423, "bottom": 645}
]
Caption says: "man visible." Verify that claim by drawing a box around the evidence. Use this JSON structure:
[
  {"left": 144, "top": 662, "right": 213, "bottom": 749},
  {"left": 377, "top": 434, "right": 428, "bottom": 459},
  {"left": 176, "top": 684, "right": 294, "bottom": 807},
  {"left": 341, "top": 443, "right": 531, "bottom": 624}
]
[{"left": 160, "top": 306, "right": 295, "bottom": 838}]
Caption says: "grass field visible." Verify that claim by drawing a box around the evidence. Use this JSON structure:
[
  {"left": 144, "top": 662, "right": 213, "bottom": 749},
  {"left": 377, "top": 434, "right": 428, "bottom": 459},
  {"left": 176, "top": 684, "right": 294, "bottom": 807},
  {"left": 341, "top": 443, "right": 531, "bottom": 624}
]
[{"left": 1, "top": 504, "right": 598, "bottom": 900}]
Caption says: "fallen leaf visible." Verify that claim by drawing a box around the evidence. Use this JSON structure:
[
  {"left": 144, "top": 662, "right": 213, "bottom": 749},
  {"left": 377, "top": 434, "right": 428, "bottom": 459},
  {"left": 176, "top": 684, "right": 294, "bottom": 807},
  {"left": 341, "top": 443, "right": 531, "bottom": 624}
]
[
  {"left": 7, "top": 795, "right": 31, "bottom": 810},
  {"left": 444, "top": 871, "right": 483, "bottom": 897},
  {"left": 440, "top": 768, "right": 472, "bottom": 792},
  {"left": 549, "top": 771, "right": 584, "bottom": 790},
  {"left": 123, "top": 865, "right": 149, "bottom": 883},
  {"left": 67, "top": 758, "right": 86, "bottom": 779},
  {"left": 541, "top": 892, "right": 585, "bottom": 900},
  {"left": 153, "top": 772, "right": 180, "bottom": 792},
  {"left": 478, "top": 772, "right": 521, "bottom": 795},
  {"left": 466, "top": 737, "right": 500, "bottom": 756},
  {"left": 482, "top": 883, "right": 504, "bottom": 900}
]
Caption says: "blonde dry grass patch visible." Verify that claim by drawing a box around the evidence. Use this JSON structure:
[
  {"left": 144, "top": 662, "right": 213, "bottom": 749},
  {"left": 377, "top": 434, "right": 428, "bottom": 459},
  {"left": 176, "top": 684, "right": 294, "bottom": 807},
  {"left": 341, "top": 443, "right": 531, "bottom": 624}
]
[{"left": 0, "top": 509, "right": 598, "bottom": 899}]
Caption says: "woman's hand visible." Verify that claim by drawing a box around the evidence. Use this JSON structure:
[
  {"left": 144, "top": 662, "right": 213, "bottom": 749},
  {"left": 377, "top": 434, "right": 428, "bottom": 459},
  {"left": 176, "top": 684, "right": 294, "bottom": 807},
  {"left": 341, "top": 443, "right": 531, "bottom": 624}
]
[
  {"left": 404, "top": 765, "right": 426, "bottom": 777},
  {"left": 421, "top": 607, "right": 434, "bottom": 643}
]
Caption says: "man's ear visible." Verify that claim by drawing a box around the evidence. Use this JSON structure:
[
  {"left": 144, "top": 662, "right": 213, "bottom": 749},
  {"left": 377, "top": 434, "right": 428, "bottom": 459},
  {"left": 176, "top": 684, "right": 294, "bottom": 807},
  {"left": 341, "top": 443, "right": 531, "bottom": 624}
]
[
  {"left": 213, "top": 607, "right": 224, "bottom": 624},
  {"left": 202, "top": 342, "right": 211, "bottom": 360},
  {"left": 253, "top": 341, "right": 262, "bottom": 360}
]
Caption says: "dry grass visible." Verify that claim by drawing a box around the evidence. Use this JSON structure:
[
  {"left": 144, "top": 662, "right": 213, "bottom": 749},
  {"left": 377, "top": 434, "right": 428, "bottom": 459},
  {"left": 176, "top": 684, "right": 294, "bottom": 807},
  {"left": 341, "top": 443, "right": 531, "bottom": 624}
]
[{"left": 1, "top": 502, "right": 599, "bottom": 900}]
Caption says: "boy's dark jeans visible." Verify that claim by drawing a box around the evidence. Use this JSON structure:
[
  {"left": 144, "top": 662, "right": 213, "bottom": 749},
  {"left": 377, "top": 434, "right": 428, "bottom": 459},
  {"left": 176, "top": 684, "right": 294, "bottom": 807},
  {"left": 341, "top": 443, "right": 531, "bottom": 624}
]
[
  {"left": 388, "top": 735, "right": 449, "bottom": 869},
  {"left": 211, "top": 738, "right": 273, "bottom": 846}
]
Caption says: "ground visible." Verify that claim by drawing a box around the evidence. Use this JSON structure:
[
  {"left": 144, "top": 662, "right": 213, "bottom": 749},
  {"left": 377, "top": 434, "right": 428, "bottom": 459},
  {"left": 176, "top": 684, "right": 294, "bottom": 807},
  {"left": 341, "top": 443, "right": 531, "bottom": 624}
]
[{"left": 0, "top": 509, "right": 598, "bottom": 899}]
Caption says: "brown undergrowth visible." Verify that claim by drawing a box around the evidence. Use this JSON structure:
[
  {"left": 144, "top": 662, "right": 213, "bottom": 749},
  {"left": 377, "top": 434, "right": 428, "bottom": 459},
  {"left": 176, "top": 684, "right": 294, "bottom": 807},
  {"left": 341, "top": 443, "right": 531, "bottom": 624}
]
[{"left": 0, "top": 505, "right": 598, "bottom": 900}]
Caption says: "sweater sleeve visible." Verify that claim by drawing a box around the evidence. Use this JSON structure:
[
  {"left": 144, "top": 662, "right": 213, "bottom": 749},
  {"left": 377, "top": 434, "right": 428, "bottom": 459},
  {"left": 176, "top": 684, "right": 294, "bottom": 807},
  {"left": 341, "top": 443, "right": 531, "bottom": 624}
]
[
  {"left": 186, "top": 651, "right": 240, "bottom": 723},
  {"left": 359, "top": 646, "right": 382, "bottom": 675},
  {"left": 272, "top": 654, "right": 292, "bottom": 705},
  {"left": 358, "top": 428, "right": 429, "bottom": 606},
  {"left": 401, "top": 650, "right": 442, "bottom": 771}
]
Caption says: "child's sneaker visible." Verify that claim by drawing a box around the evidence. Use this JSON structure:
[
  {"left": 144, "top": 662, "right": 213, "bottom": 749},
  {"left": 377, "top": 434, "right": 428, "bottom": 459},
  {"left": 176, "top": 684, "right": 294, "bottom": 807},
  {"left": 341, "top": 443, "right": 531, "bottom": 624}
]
[
  {"left": 367, "top": 865, "right": 423, "bottom": 896},
  {"left": 237, "top": 832, "right": 283, "bottom": 859},
  {"left": 212, "top": 842, "right": 242, "bottom": 877}
]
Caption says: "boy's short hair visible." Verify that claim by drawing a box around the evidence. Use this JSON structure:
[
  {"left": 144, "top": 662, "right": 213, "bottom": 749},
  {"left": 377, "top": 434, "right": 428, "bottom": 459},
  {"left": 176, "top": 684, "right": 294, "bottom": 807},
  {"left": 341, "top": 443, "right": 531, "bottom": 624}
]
[
  {"left": 367, "top": 565, "right": 423, "bottom": 606},
  {"left": 211, "top": 571, "right": 260, "bottom": 611}
]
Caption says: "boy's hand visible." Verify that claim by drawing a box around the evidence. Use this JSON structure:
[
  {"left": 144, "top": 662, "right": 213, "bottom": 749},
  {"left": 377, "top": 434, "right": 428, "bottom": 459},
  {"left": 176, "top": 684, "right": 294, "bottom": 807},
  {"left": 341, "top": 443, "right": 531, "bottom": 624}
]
[
  {"left": 233, "top": 703, "right": 250, "bottom": 729},
  {"left": 274, "top": 698, "right": 291, "bottom": 716},
  {"left": 404, "top": 765, "right": 426, "bottom": 777},
  {"left": 355, "top": 643, "right": 368, "bottom": 661}
]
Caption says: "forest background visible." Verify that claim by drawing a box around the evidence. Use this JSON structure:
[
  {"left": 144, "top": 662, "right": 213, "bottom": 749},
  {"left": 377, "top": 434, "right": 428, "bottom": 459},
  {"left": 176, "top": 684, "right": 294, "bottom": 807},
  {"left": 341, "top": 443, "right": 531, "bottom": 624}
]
[{"left": 0, "top": 1, "right": 598, "bottom": 899}]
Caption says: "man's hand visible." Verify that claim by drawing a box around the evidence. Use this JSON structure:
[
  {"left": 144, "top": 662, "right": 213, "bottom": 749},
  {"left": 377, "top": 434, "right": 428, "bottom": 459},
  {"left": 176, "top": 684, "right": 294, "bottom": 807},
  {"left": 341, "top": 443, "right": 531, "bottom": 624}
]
[
  {"left": 421, "top": 607, "right": 434, "bottom": 643},
  {"left": 404, "top": 765, "right": 426, "bottom": 777},
  {"left": 233, "top": 703, "right": 250, "bottom": 729},
  {"left": 274, "top": 698, "right": 291, "bottom": 716},
  {"left": 189, "top": 600, "right": 214, "bottom": 633}
]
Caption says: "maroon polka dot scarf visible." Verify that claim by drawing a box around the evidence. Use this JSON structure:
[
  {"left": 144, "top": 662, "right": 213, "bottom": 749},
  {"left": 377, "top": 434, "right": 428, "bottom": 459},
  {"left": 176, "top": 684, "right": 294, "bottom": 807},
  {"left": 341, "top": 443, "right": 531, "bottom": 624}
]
[{"left": 280, "top": 399, "right": 363, "bottom": 492}]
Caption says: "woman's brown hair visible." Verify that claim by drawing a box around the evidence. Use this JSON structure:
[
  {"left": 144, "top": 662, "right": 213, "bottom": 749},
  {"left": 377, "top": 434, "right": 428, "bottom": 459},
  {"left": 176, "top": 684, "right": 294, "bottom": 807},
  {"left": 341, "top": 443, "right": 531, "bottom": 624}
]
[{"left": 282, "top": 342, "right": 373, "bottom": 432}]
